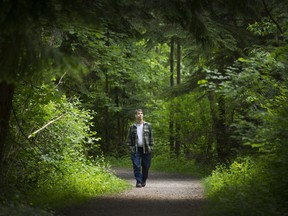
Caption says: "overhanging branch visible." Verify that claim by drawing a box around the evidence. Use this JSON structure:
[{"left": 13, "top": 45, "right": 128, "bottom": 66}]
[{"left": 28, "top": 113, "right": 66, "bottom": 139}]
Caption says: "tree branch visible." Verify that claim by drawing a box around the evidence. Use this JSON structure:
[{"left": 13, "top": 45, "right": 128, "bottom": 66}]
[
  {"left": 55, "top": 72, "right": 67, "bottom": 88},
  {"left": 28, "top": 113, "right": 66, "bottom": 139},
  {"left": 262, "top": 0, "right": 283, "bottom": 34}
]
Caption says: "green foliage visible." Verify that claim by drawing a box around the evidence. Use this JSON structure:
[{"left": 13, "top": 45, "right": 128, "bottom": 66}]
[
  {"left": 145, "top": 88, "right": 216, "bottom": 164},
  {"left": 247, "top": 17, "right": 278, "bottom": 36},
  {"left": 170, "top": 93, "right": 214, "bottom": 159},
  {"left": 28, "top": 158, "right": 129, "bottom": 208},
  {"left": 218, "top": 49, "right": 285, "bottom": 152},
  {"left": 197, "top": 46, "right": 287, "bottom": 156},
  {"left": 108, "top": 153, "right": 210, "bottom": 178},
  {"left": 106, "top": 155, "right": 132, "bottom": 168},
  {"left": 152, "top": 153, "right": 210, "bottom": 177},
  {"left": 1, "top": 1, "right": 288, "bottom": 216},
  {"left": 202, "top": 23, "right": 288, "bottom": 214},
  {"left": 200, "top": 5, "right": 288, "bottom": 211},
  {"left": 5, "top": 81, "right": 99, "bottom": 190},
  {"left": 1, "top": 80, "right": 129, "bottom": 214},
  {"left": 55, "top": 22, "right": 171, "bottom": 155},
  {"left": 204, "top": 155, "right": 288, "bottom": 216}
]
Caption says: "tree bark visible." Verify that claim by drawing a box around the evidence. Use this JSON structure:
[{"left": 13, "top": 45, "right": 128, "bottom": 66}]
[
  {"left": 207, "top": 91, "right": 230, "bottom": 163},
  {"left": 115, "top": 87, "right": 122, "bottom": 156},
  {"left": 170, "top": 38, "right": 175, "bottom": 88},
  {"left": 175, "top": 39, "right": 181, "bottom": 157},
  {"left": 169, "top": 38, "right": 175, "bottom": 155},
  {"left": 104, "top": 73, "right": 110, "bottom": 153},
  {"left": 176, "top": 40, "right": 181, "bottom": 85},
  {"left": 0, "top": 82, "right": 15, "bottom": 173}
]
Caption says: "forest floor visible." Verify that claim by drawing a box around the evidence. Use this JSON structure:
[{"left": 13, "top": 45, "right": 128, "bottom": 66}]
[{"left": 59, "top": 167, "right": 205, "bottom": 216}]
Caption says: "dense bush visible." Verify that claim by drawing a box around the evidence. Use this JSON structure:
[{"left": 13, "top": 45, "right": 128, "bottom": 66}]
[
  {"left": 203, "top": 47, "right": 288, "bottom": 216},
  {"left": 28, "top": 157, "right": 129, "bottom": 208},
  {"left": 0, "top": 81, "right": 128, "bottom": 215},
  {"left": 204, "top": 154, "right": 288, "bottom": 216}
]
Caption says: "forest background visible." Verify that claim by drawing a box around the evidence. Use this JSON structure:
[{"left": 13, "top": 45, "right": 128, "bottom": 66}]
[{"left": 0, "top": 0, "right": 287, "bottom": 215}]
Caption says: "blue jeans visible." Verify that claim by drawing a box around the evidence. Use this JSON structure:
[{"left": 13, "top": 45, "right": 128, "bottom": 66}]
[{"left": 130, "top": 147, "right": 151, "bottom": 184}]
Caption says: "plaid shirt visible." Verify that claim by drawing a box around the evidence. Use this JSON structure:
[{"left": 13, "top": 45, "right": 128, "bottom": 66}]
[{"left": 126, "top": 122, "right": 154, "bottom": 154}]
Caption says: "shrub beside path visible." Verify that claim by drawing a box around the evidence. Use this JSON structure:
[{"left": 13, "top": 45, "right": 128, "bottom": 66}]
[{"left": 60, "top": 167, "right": 205, "bottom": 216}]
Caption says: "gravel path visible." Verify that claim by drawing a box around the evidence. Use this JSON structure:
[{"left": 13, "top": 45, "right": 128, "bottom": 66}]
[{"left": 60, "top": 167, "right": 205, "bottom": 216}]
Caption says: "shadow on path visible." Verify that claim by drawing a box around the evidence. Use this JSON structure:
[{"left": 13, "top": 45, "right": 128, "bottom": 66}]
[{"left": 60, "top": 167, "right": 205, "bottom": 216}]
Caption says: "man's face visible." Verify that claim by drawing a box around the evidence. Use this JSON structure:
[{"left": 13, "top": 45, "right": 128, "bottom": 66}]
[{"left": 136, "top": 111, "right": 143, "bottom": 121}]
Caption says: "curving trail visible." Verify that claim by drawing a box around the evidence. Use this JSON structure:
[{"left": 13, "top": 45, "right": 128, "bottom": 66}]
[{"left": 60, "top": 167, "right": 205, "bottom": 216}]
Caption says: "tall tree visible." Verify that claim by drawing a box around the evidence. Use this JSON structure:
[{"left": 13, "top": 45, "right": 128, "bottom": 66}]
[
  {"left": 0, "top": 83, "right": 14, "bottom": 164},
  {"left": 175, "top": 39, "right": 182, "bottom": 157},
  {"left": 0, "top": 0, "right": 123, "bottom": 172},
  {"left": 0, "top": 0, "right": 57, "bottom": 166},
  {"left": 169, "top": 38, "right": 175, "bottom": 155}
]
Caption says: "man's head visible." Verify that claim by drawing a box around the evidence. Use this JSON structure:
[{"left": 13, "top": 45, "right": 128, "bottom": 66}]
[{"left": 135, "top": 109, "right": 144, "bottom": 123}]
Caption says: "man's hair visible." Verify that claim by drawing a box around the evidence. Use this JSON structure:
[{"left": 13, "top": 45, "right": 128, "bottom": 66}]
[{"left": 135, "top": 109, "right": 143, "bottom": 115}]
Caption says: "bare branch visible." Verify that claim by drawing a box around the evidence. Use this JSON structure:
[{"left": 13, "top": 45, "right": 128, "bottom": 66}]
[
  {"left": 55, "top": 72, "right": 67, "bottom": 88},
  {"left": 262, "top": 0, "right": 283, "bottom": 34},
  {"left": 28, "top": 113, "right": 66, "bottom": 139}
]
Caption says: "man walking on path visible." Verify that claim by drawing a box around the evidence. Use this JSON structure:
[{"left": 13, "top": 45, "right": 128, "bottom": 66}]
[{"left": 126, "top": 109, "right": 154, "bottom": 188}]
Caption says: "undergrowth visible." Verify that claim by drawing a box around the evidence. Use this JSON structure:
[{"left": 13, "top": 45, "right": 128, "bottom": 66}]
[
  {"left": 152, "top": 154, "right": 211, "bottom": 177},
  {"left": 1, "top": 159, "right": 129, "bottom": 216},
  {"left": 28, "top": 160, "right": 129, "bottom": 209},
  {"left": 203, "top": 156, "right": 288, "bottom": 216},
  {"left": 0, "top": 84, "right": 130, "bottom": 216},
  {"left": 107, "top": 153, "right": 211, "bottom": 178}
]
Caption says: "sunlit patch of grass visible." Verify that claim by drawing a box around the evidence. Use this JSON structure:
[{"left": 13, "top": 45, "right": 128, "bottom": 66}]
[
  {"left": 203, "top": 157, "right": 287, "bottom": 216},
  {"left": 27, "top": 162, "right": 130, "bottom": 209}
]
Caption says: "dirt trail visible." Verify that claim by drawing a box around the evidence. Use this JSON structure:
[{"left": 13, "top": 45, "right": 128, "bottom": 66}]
[{"left": 60, "top": 167, "right": 205, "bottom": 216}]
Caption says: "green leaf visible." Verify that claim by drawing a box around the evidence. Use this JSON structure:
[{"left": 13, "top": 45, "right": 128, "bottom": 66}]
[{"left": 197, "top": 79, "right": 208, "bottom": 85}]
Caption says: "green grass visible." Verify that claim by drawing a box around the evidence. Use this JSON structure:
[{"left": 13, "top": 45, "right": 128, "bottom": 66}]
[
  {"left": 0, "top": 159, "right": 130, "bottom": 216},
  {"left": 107, "top": 153, "right": 211, "bottom": 178},
  {"left": 106, "top": 155, "right": 131, "bottom": 168},
  {"left": 1, "top": 173, "right": 129, "bottom": 216},
  {"left": 151, "top": 154, "right": 211, "bottom": 177},
  {"left": 203, "top": 157, "right": 288, "bottom": 216},
  {"left": 27, "top": 164, "right": 130, "bottom": 209}
]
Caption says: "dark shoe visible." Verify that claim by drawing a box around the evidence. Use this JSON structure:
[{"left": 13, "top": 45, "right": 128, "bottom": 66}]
[
  {"left": 141, "top": 182, "right": 146, "bottom": 187},
  {"left": 136, "top": 182, "right": 142, "bottom": 188}
]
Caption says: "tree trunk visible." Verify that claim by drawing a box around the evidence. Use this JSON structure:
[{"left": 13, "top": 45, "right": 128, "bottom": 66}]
[
  {"left": 207, "top": 91, "right": 230, "bottom": 163},
  {"left": 104, "top": 73, "right": 110, "bottom": 153},
  {"left": 176, "top": 40, "right": 181, "bottom": 85},
  {"left": 169, "top": 38, "right": 175, "bottom": 156},
  {"left": 0, "top": 82, "right": 15, "bottom": 177},
  {"left": 170, "top": 38, "right": 175, "bottom": 88},
  {"left": 115, "top": 87, "right": 122, "bottom": 156},
  {"left": 175, "top": 39, "right": 181, "bottom": 157}
]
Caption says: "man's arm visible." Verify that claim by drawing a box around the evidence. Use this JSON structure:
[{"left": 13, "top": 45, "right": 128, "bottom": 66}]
[{"left": 126, "top": 126, "right": 135, "bottom": 153}]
